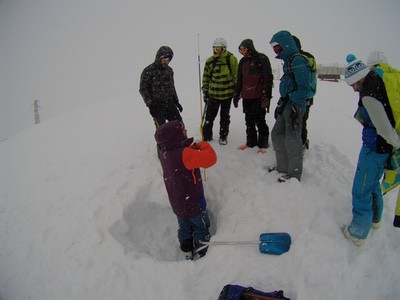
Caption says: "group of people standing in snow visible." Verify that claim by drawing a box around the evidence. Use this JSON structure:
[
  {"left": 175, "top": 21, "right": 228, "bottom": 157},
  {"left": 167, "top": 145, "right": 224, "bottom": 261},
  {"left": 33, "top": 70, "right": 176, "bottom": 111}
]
[{"left": 140, "top": 29, "right": 400, "bottom": 255}]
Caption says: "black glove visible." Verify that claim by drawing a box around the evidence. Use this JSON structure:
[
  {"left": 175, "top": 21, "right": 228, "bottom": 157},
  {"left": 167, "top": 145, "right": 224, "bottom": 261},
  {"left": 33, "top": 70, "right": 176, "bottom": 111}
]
[
  {"left": 394, "top": 215, "right": 400, "bottom": 228},
  {"left": 260, "top": 97, "right": 271, "bottom": 112},
  {"left": 290, "top": 104, "right": 301, "bottom": 129},
  {"left": 274, "top": 96, "right": 288, "bottom": 119},
  {"left": 176, "top": 103, "right": 183, "bottom": 113},
  {"left": 149, "top": 103, "right": 157, "bottom": 117},
  {"left": 274, "top": 106, "right": 282, "bottom": 119},
  {"left": 233, "top": 95, "right": 240, "bottom": 108},
  {"left": 203, "top": 91, "right": 209, "bottom": 104}
]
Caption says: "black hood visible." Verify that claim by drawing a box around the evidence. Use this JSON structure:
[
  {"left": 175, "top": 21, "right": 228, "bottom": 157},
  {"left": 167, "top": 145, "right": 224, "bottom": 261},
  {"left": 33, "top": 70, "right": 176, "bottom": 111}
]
[
  {"left": 238, "top": 39, "right": 258, "bottom": 55},
  {"left": 154, "top": 120, "right": 193, "bottom": 149},
  {"left": 155, "top": 46, "right": 174, "bottom": 62}
]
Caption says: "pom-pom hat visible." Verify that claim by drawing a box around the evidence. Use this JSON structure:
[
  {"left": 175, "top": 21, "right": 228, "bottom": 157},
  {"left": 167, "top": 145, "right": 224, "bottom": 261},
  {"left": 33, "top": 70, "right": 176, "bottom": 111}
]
[{"left": 345, "top": 54, "right": 370, "bottom": 85}]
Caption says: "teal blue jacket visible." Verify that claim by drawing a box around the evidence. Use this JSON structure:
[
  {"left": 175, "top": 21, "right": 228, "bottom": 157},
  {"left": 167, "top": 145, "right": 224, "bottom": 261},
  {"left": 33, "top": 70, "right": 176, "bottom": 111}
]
[{"left": 270, "top": 31, "right": 313, "bottom": 111}]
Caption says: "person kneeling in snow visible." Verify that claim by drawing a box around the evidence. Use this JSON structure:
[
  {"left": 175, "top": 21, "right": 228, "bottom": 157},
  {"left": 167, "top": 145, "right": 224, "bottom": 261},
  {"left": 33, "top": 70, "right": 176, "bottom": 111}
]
[{"left": 155, "top": 120, "right": 217, "bottom": 257}]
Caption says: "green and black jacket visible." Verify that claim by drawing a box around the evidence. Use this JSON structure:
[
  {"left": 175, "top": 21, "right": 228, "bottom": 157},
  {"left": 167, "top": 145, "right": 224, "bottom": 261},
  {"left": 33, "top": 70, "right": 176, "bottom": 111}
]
[{"left": 202, "top": 50, "right": 238, "bottom": 100}]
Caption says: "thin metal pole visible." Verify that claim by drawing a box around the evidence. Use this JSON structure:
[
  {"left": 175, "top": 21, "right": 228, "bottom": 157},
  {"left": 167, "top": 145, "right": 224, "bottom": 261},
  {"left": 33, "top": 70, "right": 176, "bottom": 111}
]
[
  {"left": 197, "top": 33, "right": 203, "bottom": 137},
  {"left": 197, "top": 33, "right": 206, "bottom": 180}
]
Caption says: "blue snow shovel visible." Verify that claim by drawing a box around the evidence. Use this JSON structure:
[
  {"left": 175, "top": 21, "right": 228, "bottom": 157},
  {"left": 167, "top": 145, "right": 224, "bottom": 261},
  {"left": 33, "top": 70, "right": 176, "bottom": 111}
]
[
  {"left": 258, "top": 232, "right": 291, "bottom": 255},
  {"left": 199, "top": 232, "right": 291, "bottom": 256}
]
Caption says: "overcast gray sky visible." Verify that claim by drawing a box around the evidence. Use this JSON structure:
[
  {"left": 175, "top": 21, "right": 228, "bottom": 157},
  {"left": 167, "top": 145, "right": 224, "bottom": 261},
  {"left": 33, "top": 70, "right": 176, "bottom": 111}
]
[{"left": 1, "top": 0, "right": 399, "bottom": 140}]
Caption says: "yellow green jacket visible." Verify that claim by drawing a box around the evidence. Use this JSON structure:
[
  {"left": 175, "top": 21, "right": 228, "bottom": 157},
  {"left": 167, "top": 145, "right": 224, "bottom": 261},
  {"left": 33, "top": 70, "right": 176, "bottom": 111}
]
[{"left": 202, "top": 51, "right": 238, "bottom": 100}]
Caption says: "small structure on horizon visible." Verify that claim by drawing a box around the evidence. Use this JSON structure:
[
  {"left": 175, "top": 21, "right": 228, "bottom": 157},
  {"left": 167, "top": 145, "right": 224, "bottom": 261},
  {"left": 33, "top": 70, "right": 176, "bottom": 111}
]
[
  {"left": 317, "top": 64, "right": 341, "bottom": 82},
  {"left": 367, "top": 51, "right": 388, "bottom": 65}
]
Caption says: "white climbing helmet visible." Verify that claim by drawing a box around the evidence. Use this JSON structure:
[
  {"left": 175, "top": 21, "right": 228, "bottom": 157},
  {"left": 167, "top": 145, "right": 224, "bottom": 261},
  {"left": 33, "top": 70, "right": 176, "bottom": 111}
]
[{"left": 213, "top": 37, "right": 227, "bottom": 48}]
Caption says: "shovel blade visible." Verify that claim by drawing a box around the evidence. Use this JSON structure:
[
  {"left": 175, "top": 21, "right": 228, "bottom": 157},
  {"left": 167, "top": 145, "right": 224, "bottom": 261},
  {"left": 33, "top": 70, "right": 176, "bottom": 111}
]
[{"left": 259, "top": 232, "right": 291, "bottom": 255}]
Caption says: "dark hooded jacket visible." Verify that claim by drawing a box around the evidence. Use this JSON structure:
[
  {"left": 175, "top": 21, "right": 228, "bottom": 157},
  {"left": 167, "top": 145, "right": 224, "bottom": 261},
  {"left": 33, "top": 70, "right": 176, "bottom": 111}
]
[
  {"left": 139, "top": 46, "right": 180, "bottom": 108},
  {"left": 155, "top": 121, "right": 217, "bottom": 218},
  {"left": 235, "top": 39, "right": 273, "bottom": 100},
  {"left": 270, "top": 31, "right": 313, "bottom": 111}
]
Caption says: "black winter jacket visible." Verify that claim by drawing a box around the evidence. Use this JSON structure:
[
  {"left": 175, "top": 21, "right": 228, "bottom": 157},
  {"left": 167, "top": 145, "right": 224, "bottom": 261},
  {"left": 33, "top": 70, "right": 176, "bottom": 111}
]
[
  {"left": 139, "top": 46, "right": 180, "bottom": 107},
  {"left": 235, "top": 39, "right": 273, "bottom": 99}
]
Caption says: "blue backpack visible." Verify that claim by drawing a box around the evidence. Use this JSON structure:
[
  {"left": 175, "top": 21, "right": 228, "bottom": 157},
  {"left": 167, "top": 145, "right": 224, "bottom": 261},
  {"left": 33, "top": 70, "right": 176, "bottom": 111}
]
[{"left": 218, "top": 284, "right": 290, "bottom": 300}]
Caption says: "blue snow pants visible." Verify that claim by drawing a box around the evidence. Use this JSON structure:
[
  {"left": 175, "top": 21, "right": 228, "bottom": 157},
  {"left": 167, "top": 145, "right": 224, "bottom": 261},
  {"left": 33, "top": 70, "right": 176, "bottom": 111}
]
[
  {"left": 177, "top": 212, "right": 210, "bottom": 243},
  {"left": 348, "top": 145, "right": 389, "bottom": 239}
]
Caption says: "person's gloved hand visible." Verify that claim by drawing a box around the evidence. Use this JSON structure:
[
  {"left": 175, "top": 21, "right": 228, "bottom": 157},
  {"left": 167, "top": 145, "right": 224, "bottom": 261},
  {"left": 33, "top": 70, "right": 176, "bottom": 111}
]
[
  {"left": 274, "top": 96, "right": 287, "bottom": 119},
  {"left": 394, "top": 215, "right": 400, "bottom": 228},
  {"left": 203, "top": 91, "right": 209, "bottom": 104},
  {"left": 260, "top": 97, "right": 271, "bottom": 112},
  {"left": 149, "top": 103, "right": 157, "bottom": 117},
  {"left": 290, "top": 104, "right": 301, "bottom": 129},
  {"left": 273, "top": 107, "right": 280, "bottom": 119},
  {"left": 233, "top": 95, "right": 240, "bottom": 108},
  {"left": 176, "top": 103, "right": 183, "bottom": 113}
]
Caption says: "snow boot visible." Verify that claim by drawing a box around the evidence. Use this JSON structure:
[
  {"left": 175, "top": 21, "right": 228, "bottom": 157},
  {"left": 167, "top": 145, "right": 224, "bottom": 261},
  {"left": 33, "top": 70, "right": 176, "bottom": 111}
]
[
  {"left": 372, "top": 221, "right": 381, "bottom": 229},
  {"left": 219, "top": 137, "right": 227, "bottom": 145},
  {"left": 278, "top": 174, "right": 291, "bottom": 183},
  {"left": 342, "top": 226, "right": 365, "bottom": 247},
  {"left": 193, "top": 241, "right": 208, "bottom": 258},
  {"left": 180, "top": 238, "right": 194, "bottom": 253},
  {"left": 268, "top": 166, "right": 278, "bottom": 173}
]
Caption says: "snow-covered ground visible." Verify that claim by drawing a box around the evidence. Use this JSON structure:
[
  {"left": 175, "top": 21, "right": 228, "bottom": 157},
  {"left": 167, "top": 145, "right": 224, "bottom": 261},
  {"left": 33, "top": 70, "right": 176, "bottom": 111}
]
[{"left": 1, "top": 80, "right": 399, "bottom": 299}]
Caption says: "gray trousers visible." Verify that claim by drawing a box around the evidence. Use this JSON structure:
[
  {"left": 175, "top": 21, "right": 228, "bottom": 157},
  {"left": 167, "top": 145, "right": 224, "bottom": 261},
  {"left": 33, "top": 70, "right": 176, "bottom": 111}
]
[{"left": 271, "top": 103, "right": 304, "bottom": 180}]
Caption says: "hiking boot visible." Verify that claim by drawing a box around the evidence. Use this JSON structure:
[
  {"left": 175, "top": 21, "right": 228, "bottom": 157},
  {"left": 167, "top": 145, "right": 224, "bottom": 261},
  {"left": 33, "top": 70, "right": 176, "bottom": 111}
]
[
  {"left": 372, "top": 221, "right": 381, "bottom": 229},
  {"left": 239, "top": 144, "right": 251, "bottom": 150},
  {"left": 342, "top": 226, "right": 365, "bottom": 247},
  {"left": 219, "top": 137, "right": 227, "bottom": 145},
  {"left": 278, "top": 174, "right": 291, "bottom": 183},
  {"left": 257, "top": 148, "right": 267, "bottom": 154},
  {"left": 180, "top": 238, "right": 193, "bottom": 253},
  {"left": 194, "top": 241, "right": 209, "bottom": 258},
  {"left": 268, "top": 166, "right": 278, "bottom": 173}
]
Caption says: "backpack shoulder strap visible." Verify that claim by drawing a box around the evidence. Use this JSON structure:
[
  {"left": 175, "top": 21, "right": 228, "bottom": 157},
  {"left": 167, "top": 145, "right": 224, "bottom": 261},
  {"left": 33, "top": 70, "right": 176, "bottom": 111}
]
[
  {"left": 288, "top": 53, "right": 316, "bottom": 74},
  {"left": 288, "top": 53, "right": 302, "bottom": 75},
  {"left": 210, "top": 52, "right": 233, "bottom": 75},
  {"left": 210, "top": 56, "right": 219, "bottom": 72},
  {"left": 225, "top": 52, "right": 233, "bottom": 75}
]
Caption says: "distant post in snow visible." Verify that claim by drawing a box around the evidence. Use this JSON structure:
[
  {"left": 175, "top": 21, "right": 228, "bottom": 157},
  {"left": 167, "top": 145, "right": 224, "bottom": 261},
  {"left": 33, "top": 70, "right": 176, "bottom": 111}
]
[{"left": 33, "top": 99, "right": 41, "bottom": 125}]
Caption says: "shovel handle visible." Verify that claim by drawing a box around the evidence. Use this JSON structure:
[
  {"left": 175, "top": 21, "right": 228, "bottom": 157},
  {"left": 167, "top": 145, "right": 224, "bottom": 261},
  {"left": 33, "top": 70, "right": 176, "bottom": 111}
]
[{"left": 206, "top": 241, "right": 259, "bottom": 246}]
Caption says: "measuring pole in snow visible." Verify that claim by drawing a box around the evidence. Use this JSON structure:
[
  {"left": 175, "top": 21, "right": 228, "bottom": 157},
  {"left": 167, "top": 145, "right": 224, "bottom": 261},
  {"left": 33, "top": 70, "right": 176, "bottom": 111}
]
[
  {"left": 33, "top": 99, "right": 41, "bottom": 125},
  {"left": 197, "top": 34, "right": 207, "bottom": 180},
  {"left": 198, "top": 33, "right": 204, "bottom": 136}
]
